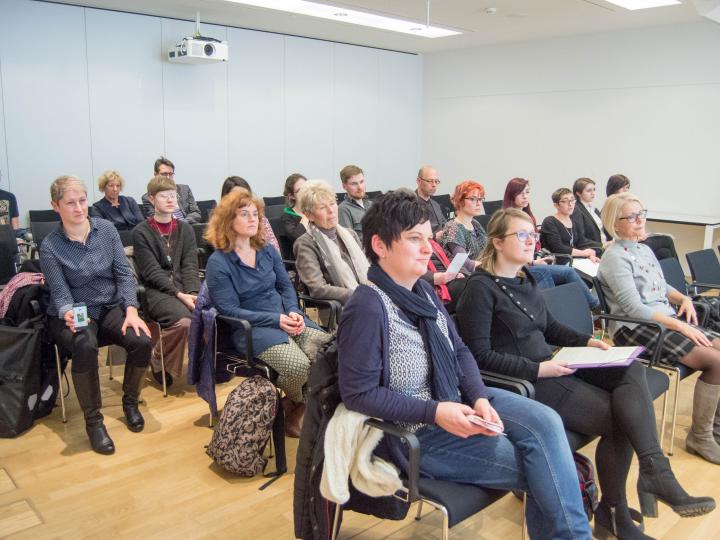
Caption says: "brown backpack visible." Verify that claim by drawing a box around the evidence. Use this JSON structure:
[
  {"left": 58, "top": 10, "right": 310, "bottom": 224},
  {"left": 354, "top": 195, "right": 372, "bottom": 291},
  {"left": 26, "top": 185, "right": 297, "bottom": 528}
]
[{"left": 207, "top": 376, "right": 278, "bottom": 476}]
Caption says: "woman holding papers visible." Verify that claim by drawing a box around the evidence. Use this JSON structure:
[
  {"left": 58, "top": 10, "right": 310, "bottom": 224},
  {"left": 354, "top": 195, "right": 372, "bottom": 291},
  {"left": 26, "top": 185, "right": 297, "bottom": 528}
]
[
  {"left": 438, "top": 180, "right": 487, "bottom": 274},
  {"left": 338, "top": 190, "right": 592, "bottom": 539},
  {"left": 457, "top": 208, "right": 714, "bottom": 539},
  {"left": 598, "top": 193, "right": 720, "bottom": 465}
]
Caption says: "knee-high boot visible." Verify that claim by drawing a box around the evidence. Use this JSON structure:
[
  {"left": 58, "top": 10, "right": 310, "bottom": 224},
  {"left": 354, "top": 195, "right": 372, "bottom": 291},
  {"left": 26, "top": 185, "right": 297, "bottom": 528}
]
[
  {"left": 122, "top": 364, "right": 146, "bottom": 432},
  {"left": 73, "top": 370, "right": 115, "bottom": 455},
  {"left": 686, "top": 379, "right": 720, "bottom": 464}
]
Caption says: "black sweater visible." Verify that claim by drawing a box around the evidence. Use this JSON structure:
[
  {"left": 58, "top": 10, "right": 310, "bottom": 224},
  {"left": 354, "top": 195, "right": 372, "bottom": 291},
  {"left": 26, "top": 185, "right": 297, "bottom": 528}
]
[
  {"left": 540, "top": 215, "right": 602, "bottom": 256},
  {"left": 456, "top": 268, "right": 591, "bottom": 382}
]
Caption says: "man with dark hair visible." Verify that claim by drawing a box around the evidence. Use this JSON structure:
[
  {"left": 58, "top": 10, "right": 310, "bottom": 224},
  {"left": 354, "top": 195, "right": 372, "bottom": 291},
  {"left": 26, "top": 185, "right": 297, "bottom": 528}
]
[
  {"left": 141, "top": 157, "right": 201, "bottom": 223},
  {"left": 415, "top": 165, "right": 446, "bottom": 234},
  {"left": 338, "top": 164, "right": 372, "bottom": 241}
]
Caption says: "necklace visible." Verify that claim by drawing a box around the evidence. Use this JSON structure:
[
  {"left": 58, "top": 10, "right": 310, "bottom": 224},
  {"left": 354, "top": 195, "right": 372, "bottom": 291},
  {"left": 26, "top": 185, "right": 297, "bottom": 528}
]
[{"left": 65, "top": 222, "right": 90, "bottom": 244}]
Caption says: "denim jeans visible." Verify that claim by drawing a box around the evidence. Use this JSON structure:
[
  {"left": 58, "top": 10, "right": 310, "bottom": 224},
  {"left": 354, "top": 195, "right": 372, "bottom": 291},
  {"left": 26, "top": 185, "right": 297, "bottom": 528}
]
[
  {"left": 527, "top": 265, "right": 599, "bottom": 309},
  {"left": 415, "top": 388, "right": 591, "bottom": 540}
]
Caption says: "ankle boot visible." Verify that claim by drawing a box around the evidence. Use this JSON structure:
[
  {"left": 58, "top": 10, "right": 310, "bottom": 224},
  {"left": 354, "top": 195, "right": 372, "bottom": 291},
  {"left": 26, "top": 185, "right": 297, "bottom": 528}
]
[
  {"left": 122, "top": 365, "right": 146, "bottom": 432},
  {"left": 594, "top": 500, "right": 653, "bottom": 540},
  {"left": 637, "top": 454, "right": 715, "bottom": 518},
  {"left": 285, "top": 403, "right": 305, "bottom": 438},
  {"left": 73, "top": 371, "right": 115, "bottom": 455},
  {"left": 686, "top": 379, "right": 720, "bottom": 464}
]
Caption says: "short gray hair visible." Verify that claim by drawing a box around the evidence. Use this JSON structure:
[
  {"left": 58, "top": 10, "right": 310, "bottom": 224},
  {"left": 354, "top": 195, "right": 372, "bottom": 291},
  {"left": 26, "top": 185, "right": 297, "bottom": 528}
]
[
  {"left": 50, "top": 175, "right": 87, "bottom": 202},
  {"left": 297, "top": 179, "right": 336, "bottom": 215}
]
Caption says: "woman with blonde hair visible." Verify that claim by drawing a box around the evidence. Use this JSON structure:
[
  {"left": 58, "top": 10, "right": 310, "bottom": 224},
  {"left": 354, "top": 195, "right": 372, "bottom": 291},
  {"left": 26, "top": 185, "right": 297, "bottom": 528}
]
[
  {"left": 90, "top": 170, "right": 145, "bottom": 230},
  {"left": 598, "top": 193, "right": 720, "bottom": 464},
  {"left": 204, "top": 188, "right": 330, "bottom": 437},
  {"left": 293, "top": 180, "right": 368, "bottom": 305},
  {"left": 457, "top": 208, "right": 714, "bottom": 538}
]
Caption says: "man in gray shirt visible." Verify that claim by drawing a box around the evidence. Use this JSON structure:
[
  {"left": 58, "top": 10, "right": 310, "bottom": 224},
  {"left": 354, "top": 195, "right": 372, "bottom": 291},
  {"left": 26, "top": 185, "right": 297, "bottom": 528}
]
[
  {"left": 338, "top": 164, "right": 372, "bottom": 241},
  {"left": 415, "top": 165, "right": 446, "bottom": 234}
]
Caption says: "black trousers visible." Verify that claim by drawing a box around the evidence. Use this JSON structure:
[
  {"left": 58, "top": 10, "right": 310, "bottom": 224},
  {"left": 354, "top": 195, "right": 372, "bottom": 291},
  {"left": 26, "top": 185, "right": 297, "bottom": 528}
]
[
  {"left": 534, "top": 361, "right": 660, "bottom": 505},
  {"left": 49, "top": 306, "right": 152, "bottom": 374}
]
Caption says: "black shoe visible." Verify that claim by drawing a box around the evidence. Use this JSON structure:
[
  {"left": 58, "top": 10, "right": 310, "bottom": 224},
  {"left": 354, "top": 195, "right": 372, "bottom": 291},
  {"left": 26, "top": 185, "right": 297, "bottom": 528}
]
[
  {"left": 86, "top": 422, "right": 116, "bottom": 455},
  {"left": 122, "top": 365, "right": 146, "bottom": 432},
  {"left": 594, "top": 501, "right": 653, "bottom": 540},
  {"left": 637, "top": 454, "right": 716, "bottom": 518},
  {"left": 152, "top": 369, "right": 173, "bottom": 388}
]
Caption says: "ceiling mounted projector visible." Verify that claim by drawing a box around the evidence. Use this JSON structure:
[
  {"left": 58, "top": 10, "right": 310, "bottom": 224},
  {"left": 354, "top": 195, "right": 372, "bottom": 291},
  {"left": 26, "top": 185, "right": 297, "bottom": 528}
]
[{"left": 168, "top": 36, "right": 228, "bottom": 64}]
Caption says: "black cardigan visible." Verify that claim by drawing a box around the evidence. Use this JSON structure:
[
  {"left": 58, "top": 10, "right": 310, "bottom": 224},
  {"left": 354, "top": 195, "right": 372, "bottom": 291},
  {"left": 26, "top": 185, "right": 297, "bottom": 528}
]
[
  {"left": 571, "top": 202, "right": 611, "bottom": 244},
  {"left": 540, "top": 215, "right": 602, "bottom": 257},
  {"left": 456, "top": 268, "right": 591, "bottom": 382}
]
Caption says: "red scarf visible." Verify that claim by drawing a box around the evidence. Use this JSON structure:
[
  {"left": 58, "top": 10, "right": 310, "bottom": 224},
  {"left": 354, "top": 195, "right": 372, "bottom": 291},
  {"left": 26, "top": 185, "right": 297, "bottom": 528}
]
[{"left": 428, "top": 239, "right": 452, "bottom": 303}]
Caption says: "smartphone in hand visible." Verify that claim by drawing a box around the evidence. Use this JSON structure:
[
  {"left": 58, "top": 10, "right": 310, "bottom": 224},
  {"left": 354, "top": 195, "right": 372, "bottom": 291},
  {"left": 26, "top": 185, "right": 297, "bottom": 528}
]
[{"left": 467, "top": 414, "right": 505, "bottom": 434}]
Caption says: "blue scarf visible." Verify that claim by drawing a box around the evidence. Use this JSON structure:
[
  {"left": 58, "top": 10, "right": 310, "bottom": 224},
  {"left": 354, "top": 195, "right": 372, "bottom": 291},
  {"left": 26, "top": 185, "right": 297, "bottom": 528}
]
[{"left": 367, "top": 265, "right": 461, "bottom": 403}]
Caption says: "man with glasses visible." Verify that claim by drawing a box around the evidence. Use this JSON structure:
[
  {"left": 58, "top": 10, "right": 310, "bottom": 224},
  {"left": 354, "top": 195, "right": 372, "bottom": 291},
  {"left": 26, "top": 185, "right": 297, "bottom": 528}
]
[
  {"left": 141, "top": 157, "right": 201, "bottom": 223},
  {"left": 338, "top": 164, "right": 372, "bottom": 241},
  {"left": 415, "top": 165, "right": 447, "bottom": 234}
]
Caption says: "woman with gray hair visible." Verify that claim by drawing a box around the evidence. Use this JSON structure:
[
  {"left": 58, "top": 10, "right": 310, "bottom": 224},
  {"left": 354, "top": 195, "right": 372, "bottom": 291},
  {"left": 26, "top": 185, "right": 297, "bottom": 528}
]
[
  {"left": 293, "top": 180, "right": 369, "bottom": 305},
  {"left": 90, "top": 170, "right": 145, "bottom": 230}
]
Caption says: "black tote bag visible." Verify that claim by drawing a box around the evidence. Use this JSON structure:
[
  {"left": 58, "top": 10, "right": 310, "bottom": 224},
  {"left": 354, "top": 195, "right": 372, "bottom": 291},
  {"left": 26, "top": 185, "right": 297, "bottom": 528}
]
[{"left": 0, "top": 324, "right": 42, "bottom": 437}]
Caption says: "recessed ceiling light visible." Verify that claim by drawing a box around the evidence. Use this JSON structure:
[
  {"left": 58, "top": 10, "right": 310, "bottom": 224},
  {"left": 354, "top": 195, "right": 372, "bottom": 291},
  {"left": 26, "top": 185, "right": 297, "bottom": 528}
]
[
  {"left": 604, "top": 0, "right": 680, "bottom": 9},
  {"left": 224, "top": 0, "right": 462, "bottom": 38}
]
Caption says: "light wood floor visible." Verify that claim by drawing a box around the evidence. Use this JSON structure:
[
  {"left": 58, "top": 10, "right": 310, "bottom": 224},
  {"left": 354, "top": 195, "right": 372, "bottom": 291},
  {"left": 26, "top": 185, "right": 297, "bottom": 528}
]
[{"left": 2, "top": 366, "right": 720, "bottom": 540}]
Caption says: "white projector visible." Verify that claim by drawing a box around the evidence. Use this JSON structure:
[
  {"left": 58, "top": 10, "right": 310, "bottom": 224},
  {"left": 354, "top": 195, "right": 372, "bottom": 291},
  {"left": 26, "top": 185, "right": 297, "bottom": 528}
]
[{"left": 168, "top": 37, "right": 228, "bottom": 64}]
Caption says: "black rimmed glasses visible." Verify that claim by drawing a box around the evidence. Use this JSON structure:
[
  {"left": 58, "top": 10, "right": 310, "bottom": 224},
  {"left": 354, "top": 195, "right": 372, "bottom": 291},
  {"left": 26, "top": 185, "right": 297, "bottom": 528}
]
[
  {"left": 618, "top": 209, "right": 648, "bottom": 223},
  {"left": 465, "top": 196, "right": 485, "bottom": 204}
]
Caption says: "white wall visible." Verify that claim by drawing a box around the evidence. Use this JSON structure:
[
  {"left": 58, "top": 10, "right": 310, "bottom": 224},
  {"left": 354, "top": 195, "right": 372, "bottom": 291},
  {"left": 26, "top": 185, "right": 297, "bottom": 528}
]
[
  {"left": 422, "top": 22, "right": 720, "bottom": 221},
  {"left": 0, "top": 0, "right": 422, "bottom": 224}
]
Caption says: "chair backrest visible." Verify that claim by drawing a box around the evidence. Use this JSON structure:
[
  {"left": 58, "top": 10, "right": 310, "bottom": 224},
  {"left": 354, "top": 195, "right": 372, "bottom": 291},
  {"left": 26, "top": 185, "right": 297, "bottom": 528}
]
[
  {"left": 31, "top": 221, "right": 60, "bottom": 251},
  {"left": 642, "top": 234, "right": 678, "bottom": 261},
  {"left": 265, "top": 204, "right": 286, "bottom": 220},
  {"left": 262, "top": 195, "right": 286, "bottom": 207},
  {"left": 336, "top": 192, "right": 346, "bottom": 203},
  {"left": 686, "top": 249, "right": 720, "bottom": 285},
  {"left": 540, "top": 281, "right": 594, "bottom": 335},
  {"left": 29, "top": 209, "right": 60, "bottom": 222},
  {"left": 0, "top": 224, "right": 19, "bottom": 285},
  {"left": 591, "top": 276, "right": 610, "bottom": 313},
  {"left": 196, "top": 199, "right": 217, "bottom": 223},
  {"left": 268, "top": 216, "right": 295, "bottom": 260},
  {"left": 658, "top": 258, "right": 688, "bottom": 295},
  {"left": 431, "top": 194, "right": 454, "bottom": 220},
  {"left": 117, "top": 229, "right": 134, "bottom": 248},
  {"left": 366, "top": 190, "right": 382, "bottom": 200},
  {"left": 482, "top": 199, "right": 503, "bottom": 216},
  {"left": 476, "top": 214, "right": 491, "bottom": 230}
]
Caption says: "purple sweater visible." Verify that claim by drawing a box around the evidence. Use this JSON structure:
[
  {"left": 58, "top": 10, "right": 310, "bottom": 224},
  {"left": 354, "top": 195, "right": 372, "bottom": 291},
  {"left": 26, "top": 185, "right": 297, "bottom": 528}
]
[{"left": 337, "top": 279, "right": 488, "bottom": 471}]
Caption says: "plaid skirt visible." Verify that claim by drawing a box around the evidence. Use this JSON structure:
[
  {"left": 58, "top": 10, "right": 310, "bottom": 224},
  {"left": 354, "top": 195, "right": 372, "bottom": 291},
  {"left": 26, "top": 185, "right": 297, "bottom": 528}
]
[{"left": 614, "top": 323, "right": 719, "bottom": 365}]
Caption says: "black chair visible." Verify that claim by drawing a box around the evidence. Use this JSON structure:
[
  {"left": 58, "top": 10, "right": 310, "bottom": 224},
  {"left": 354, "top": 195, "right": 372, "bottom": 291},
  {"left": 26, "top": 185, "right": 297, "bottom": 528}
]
[
  {"left": 28, "top": 209, "right": 60, "bottom": 222},
  {"left": 593, "top": 276, "right": 692, "bottom": 455},
  {"left": 366, "top": 190, "right": 382, "bottom": 200},
  {"left": 659, "top": 257, "right": 716, "bottom": 312},
  {"left": 336, "top": 192, "right": 346, "bottom": 203},
  {"left": 265, "top": 204, "right": 286, "bottom": 220},
  {"left": 482, "top": 199, "right": 503, "bottom": 216},
  {"left": 642, "top": 234, "right": 678, "bottom": 261},
  {"left": 30, "top": 221, "right": 60, "bottom": 252},
  {"left": 263, "top": 196, "right": 286, "bottom": 207},
  {"left": 117, "top": 230, "right": 134, "bottom": 248},
  {"left": 268, "top": 216, "right": 295, "bottom": 262},
  {"left": 476, "top": 214, "right": 491, "bottom": 231},
  {"left": 0, "top": 224, "right": 19, "bottom": 286},
  {"left": 686, "top": 249, "right": 720, "bottom": 293},
  {"left": 431, "top": 194, "right": 454, "bottom": 220},
  {"left": 191, "top": 223, "right": 212, "bottom": 270},
  {"left": 197, "top": 199, "right": 217, "bottom": 223}
]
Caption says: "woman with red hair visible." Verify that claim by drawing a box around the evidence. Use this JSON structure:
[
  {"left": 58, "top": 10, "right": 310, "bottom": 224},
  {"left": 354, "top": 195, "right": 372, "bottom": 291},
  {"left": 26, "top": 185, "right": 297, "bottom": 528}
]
[{"left": 438, "top": 181, "right": 487, "bottom": 275}]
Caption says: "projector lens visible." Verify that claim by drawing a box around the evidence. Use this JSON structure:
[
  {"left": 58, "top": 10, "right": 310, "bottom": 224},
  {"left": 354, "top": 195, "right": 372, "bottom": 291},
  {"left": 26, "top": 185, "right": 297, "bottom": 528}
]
[{"left": 204, "top": 44, "right": 215, "bottom": 56}]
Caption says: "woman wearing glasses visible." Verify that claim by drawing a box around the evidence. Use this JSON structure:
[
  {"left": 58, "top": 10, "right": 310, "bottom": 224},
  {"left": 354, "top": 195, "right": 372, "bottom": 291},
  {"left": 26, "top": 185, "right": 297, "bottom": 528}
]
[
  {"left": 540, "top": 188, "right": 602, "bottom": 260},
  {"left": 598, "top": 193, "right": 720, "bottom": 465},
  {"left": 457, "top": 208, "right": 714, "bottom": 539},
  {"left": 438, "top": 181, "right": 487, "bottom": 274}
]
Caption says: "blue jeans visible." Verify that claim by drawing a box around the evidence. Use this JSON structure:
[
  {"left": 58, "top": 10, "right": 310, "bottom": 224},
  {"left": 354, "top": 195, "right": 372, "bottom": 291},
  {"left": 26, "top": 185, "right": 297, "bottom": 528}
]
[
  {"left": 527, "top": 265, "right": 599, "bottom": 309},
  {"left": 415, "top": 388, "right": 591, "bottom": 540}
]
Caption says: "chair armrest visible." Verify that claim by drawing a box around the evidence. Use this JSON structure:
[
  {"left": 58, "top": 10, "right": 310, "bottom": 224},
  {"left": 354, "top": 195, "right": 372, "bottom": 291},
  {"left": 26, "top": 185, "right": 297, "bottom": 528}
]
[
  {"left": 217, "top": 314, "right": 255, "bottom": 361},
  {"left": 297, "top": 294, "right": 343, "bottom": 330},
  {"left": 595, "top": 314, "right": 667, "bottom": 366},
  {"left": 365, "top": 418, "right": 421, "bottom": 504},
  {"left": 480, "top": 370, "right": 535, "bottom": 399},
  {"left": 693, "top": 301, "right": 710, "bottom": 327},
  {"left": 691, "top": 281, "right": 720, "bottom": 293}
]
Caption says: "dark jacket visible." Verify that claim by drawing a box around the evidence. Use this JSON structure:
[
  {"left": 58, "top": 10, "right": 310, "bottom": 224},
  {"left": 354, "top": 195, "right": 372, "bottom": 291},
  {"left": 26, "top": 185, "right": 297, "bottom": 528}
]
[
  {"left": 456, "top": 268, "right": 591, "bottom": 382},
  {"left": 572, "top": 201, "right": 611, "bottom": 243},
  {"left": 281, "top": 207, "right": 306, "bottom": 242},
  {"left": 90, "top": 195, "right": 145, "bottom": 230},
  {"left": 540, "top": 215, "right": 602, "bottom": 257}
]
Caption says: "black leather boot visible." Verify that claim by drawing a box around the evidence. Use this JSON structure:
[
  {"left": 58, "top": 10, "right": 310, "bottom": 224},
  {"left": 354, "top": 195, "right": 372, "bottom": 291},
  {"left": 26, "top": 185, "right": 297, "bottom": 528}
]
[
  {"left": 594, "top": 500, "right": 653, "bottom": 540},
  {"left": 122, "top": 365, "right": 146, "bottom": 432},
  {"left": 73, "top": 370, "right": 115, "bottom": 455},
  {"left": 637, "top": 454, "right": 716, "bottom": 517}
]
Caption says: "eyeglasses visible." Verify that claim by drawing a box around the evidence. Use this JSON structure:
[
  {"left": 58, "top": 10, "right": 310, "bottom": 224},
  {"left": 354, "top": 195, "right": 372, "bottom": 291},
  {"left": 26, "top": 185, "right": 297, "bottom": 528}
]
[
  {"left": 465, "top": 196, "right": 485, "bottom": 204},
  {"left": 420, "top": 178, "right": 441, "bottom": 185},
  {"left": 504, "top": 231, "right": 540, "bottom": 243},
  {"left": 558, "top": 198, "right": 575, "bottom": 205},
  {"left": 155, "top": 191, "right": 178, "bottom": 200},
  {"left": 619, "top": 209, "right": 648, "bottom": 223},
  {"left": 159, "top": 172, "right": 175, "bottom": 178}
]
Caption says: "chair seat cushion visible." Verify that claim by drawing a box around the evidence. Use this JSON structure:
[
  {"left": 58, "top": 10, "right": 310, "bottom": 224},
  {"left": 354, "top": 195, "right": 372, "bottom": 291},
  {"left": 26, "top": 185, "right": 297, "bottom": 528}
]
[{"left": 418, "top": 478, "right": 506, "bottom": 528}]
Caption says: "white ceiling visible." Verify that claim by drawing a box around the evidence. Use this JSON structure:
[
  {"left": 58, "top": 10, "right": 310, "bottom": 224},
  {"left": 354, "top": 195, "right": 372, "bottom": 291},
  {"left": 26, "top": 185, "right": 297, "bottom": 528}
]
[{"left": 46, "top": 0, "right": 704, "bottom": 53}]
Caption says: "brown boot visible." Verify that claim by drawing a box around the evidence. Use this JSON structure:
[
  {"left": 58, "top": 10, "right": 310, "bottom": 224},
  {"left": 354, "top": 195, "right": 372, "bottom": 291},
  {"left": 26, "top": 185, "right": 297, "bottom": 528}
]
[{"left": 285, "top": 403, "right": 305, "bottom": 438}]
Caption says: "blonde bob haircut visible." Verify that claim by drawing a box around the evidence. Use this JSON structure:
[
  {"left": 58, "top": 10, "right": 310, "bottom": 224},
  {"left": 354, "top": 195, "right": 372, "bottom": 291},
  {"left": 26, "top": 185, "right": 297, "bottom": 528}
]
[
  {"left": 297, "top": 179, "right": 337, "bottom": 216},
  {"left": 601, "top": 192, "right": 643, "bottom": 238},
  {"left": 97, "top": 170, "right": 125, "bottom": 191},
  {"left": 204, "top": 188, "right": 266, "bottom": 252},
  {"left": 478, "top": 208, "right": 534, "bottom": 277},
  {"left": 50, "top": 175, "right": 87, "bottom": 203}
]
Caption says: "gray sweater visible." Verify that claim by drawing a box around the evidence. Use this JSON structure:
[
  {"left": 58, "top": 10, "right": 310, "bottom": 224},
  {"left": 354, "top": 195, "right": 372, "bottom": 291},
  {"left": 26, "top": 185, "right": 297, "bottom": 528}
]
[
  {"left": 597, "top": 239, "right": 677, "bottom": 336},
  {"left": 338, "top": 197, "right": 371, "bottom": 241}
]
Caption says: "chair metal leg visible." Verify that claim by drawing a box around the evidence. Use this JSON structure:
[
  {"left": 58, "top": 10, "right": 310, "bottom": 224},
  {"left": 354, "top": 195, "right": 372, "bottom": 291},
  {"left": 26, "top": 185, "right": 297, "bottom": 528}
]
[
  {"left": 108, "top": 346, "right": 114, "bottom": 380},
  {"left": 421, "top": 498, "right": 449, "bottom": 540},
  {"left": 522, "top": 493, "right": 527, "bottom": 540},
  {"left": 659, "top": 385, "right": 669, "bottom": 452},
  {"left": 415, "top": 500, "right": 424, "bottom": 520},
  {"left": 158, "top": 327, "right": 167, "bottom": 397},
  {"left": 55, "top": 345, "right": 67, "bottom": 423},
  {"left": 330, "top": 504, "right": 343, "bottom": 540},
  {"left": 669, "top": 367, "right": 682, "bottom": 456}
]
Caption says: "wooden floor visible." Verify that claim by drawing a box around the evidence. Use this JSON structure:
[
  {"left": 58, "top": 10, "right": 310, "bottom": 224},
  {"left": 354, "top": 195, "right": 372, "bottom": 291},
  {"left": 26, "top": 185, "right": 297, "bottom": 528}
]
[{"left": 2, "top": 365, "right": 720, "bottom": 540}]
